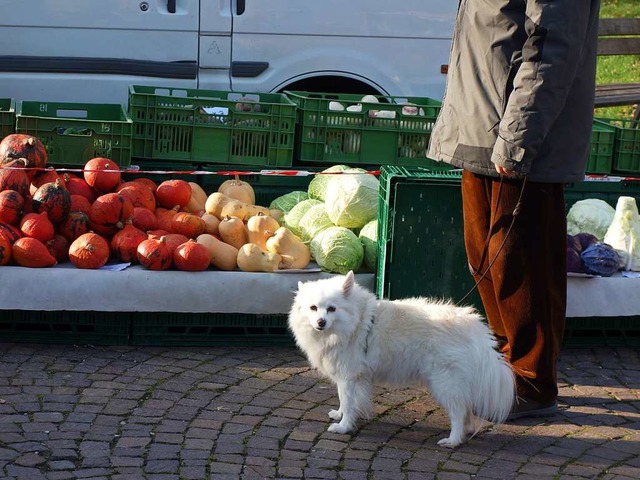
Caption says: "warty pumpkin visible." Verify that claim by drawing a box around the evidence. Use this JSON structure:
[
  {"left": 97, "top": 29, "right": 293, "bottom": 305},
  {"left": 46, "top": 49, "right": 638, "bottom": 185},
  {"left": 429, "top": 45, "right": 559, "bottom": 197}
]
[
  {"left": 0, "top": 158, "right": 30, "bottom": 198},
  {"left": 0, "top": 134, "right": 48, "bottom": 180},
  {"left": 58, "top": 211, "right": 90, "bottom": 242},
  {"left": 0, "top": 190, "right": 25, "bottom": 225},
  {"left": 31, "top": 178, "right": 71, "bottom": 223},
  {"left": 136, "top": 237, "right": 173, "bottom": 270},
  {"left": 89, "top": 193, "right": 134, "bottom": 236}
]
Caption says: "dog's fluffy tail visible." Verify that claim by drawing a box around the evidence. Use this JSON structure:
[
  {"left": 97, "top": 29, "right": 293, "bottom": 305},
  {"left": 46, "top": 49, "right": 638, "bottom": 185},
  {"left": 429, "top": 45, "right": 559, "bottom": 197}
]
[{"left": 472, "top": 337, "right": 516, "bottom": 424}]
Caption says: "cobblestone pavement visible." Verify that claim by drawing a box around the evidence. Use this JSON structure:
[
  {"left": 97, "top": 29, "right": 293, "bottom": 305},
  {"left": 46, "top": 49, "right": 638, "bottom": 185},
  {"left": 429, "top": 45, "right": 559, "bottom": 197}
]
[{"left": 0, "top": 343, "right": 638, "bottom": 480}]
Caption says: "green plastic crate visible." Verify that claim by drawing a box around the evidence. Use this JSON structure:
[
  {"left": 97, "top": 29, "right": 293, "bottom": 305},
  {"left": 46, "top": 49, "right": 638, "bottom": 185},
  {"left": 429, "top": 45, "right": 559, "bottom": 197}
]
[
  {"left": 122, "top": 160, "right": 204, "bottom": 186},
  {"left": 587, "top": 120, "right": 616, "bottom": 174},
  {"left": 376, "top": 166, "right": 482, "bottom": 309},
  {"left": 130, "top": 312, "right": 293, "bottom": 346},
  {"left": 286, "top": 91, "right": 443, "bottom": 168},
  {"left": 565, "top": 176, "right": 640, "bottom": 210},
  {"left": 595, "top": 118, "right": 640, "bottom": 174},
  {"left": 0, "top": 98, "right": 15, "bottom": 138},
  {"left": 0, "top": 310, "right": 130, "bottom": 345},
  {"left": 16, "top": 101, "right": 132, "bottom": 167},
  {"left": 564, "top": 316, "right": 640, "bottom": 347},
  {"left": 128, "top": 85, "right": 296, "bottom": 167}
]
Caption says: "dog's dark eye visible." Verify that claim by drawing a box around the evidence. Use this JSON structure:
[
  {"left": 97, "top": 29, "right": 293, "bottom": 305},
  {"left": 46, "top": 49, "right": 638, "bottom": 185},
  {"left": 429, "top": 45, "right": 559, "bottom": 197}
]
[
  {"left": 327, "top": 306, "right": 336, "bottom": 312},
  {"left": 310, "top": 305, "right": 317, "bottom": 311}
]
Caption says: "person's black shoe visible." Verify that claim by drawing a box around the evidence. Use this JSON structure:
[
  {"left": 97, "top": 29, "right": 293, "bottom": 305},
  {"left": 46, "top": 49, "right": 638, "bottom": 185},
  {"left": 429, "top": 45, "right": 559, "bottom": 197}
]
[{"left": 507, "top": 397, "right": 558, "bottom": 421}]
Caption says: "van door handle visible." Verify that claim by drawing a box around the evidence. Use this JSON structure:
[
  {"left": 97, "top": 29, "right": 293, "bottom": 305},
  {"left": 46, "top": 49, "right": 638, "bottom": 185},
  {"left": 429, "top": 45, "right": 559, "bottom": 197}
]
[
  {"left": 168, "top": 0, "right": 176, "bottom": 13},
  {"left": 237, "top": 0, "right": 245, "bottom": 15}
]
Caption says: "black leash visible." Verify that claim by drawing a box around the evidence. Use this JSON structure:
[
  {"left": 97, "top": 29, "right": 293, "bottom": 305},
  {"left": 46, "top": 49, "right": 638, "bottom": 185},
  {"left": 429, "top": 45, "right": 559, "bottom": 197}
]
[{"left": 457, "top": 175, "right": 528, "bottom": 305}]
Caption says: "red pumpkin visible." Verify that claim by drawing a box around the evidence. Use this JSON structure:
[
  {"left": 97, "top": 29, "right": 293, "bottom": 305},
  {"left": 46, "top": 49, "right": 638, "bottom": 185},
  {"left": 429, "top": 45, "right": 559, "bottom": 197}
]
[
  {"left": 88, "top": 193, "right": 134, "bottom": 236},
  {"left": 131, "top": 207, "right": 158, "bottom": 232},
  {"left": 116, "top": 181, "right": 156, "bottom": 211},
  {"left": 173, "top": 239, "right": 210, "bottom": 272},
  {"left": 0, "top": 221, "right": 23, "bottom": 244},
  {"left": 110, "top": 222, "right": 147, "bottom": 263},
  {"left": 46, "top": 234, "right": 70, "bottom": 263},
  {"left": 69, "top": 194, "right": 92, "bottom": 214},
  {"left": 133, "top": 177, "right": 157, "bottom": 193},
  {"left": 30, "top": 168, "right": 61, "bottom": 196},
  {"left": 171, "top": 212, "right": 206, "bottom": 239},
  {"left": 0, "top": 158, "right": 30, "bottom": 198},
  {"left": 62, "top": 173, "right": 96, "bottom": 202},
  {"left": 58, "top": 211, "right": 90, "bottom": 242},
  {"left": 32, "top": 178, "right": 71, "bottom": 223},
  {"left": 0, "top": 134, "right": 48, "bottom": 179},
  {"left": 155, "top": 206, "right": 180, "bottom": 232},
  {"left": 69, "top": 232, "right": 110, "bottom": 269},
  {"left": 12, "top": 237, "right": 57, "bottom": 267},
  {"left": 155, "top": 179, "right": 191, "bottom": 209},
  {"left": 83, "top": 157, "right": 121, "bottom": 193},
  {"left": 20, "top": 211, "right": 55, "bottom": 243},
  {"left": 146, "top": 229, "right": 170, "bottom": 239},
  {"left": 0, "top": 234, "right": 11, "bottom": 266},
  {"left": 162, "top": 233, "right": 189, "bottom": 254},
  {"left": 0, "top": 190, "right": 25, "bottom": 225},
  {"left": 136, "top": 237, "right": 172, "bottom": 270}
]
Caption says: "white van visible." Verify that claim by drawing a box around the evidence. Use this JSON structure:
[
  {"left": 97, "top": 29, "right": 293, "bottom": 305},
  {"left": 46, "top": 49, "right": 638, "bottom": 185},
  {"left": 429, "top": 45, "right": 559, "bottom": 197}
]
[{"left": 0, "top": 1, "right": 456, "bottom": 106}]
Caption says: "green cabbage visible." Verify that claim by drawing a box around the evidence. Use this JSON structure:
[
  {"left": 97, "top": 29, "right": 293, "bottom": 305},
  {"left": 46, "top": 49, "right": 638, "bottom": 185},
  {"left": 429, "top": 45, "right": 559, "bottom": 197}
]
[
  {"left": 283, "top": 199, "right": 322, "bottom": 237},
  {"left": 358, "top": 219, "right": 378, "bottom": 271},
  {"left": 269, "top": 191, "right": 308, "bottom": 213},
  {"left": 310, "top": 226, "right": 364, "bottom": 274},
  {"left": 298, "top": 203, "right": 334, "bottom": 243},
  {"left": 324, "top": 171, "right": 379, "bottom": 229},
  {"left": 307, "top": 165, "right": 350, "bottom": 201},
  {"left": 566, "top": 198, "right": 615, "bottom": 240}
]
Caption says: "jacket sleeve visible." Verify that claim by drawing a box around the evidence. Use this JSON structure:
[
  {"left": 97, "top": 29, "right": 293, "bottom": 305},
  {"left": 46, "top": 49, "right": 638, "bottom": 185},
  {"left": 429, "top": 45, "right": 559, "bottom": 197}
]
[{"left": 492, "top": 0, "right": 598, "bottom": 173}]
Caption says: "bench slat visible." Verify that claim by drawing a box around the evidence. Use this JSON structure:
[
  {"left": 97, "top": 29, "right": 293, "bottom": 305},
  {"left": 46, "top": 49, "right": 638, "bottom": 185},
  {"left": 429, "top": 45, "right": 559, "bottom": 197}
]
[
  {"left": 598, "top": 37, "right": 640, "bottom": 56},
  {"left": 594, "top": 83, "right": 640, "bottom": 107},
  {"left": 598, "top": 18, "right": 640, "bottom": 36}
]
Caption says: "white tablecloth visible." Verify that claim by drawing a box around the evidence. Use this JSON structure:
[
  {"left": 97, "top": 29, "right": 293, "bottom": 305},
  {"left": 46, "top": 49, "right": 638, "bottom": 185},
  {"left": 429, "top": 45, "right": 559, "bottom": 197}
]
[
  {"left": 0, "top": 265, "right": 635, "bottom": 317},
  {"left": 0, "top": 265, "right": 375, "bottom": 315}
]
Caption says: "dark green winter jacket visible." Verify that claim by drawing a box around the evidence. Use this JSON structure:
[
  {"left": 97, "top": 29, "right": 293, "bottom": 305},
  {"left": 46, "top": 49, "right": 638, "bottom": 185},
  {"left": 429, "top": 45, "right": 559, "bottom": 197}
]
[{"left": 428, "top": 0, "right": 601, "bottom": 183}]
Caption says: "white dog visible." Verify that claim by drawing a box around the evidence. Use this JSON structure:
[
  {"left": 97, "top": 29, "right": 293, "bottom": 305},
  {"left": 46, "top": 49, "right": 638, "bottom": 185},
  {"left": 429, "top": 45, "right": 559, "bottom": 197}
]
[{"left": 288, "top": 271, "right": 515, "bottom": 448}]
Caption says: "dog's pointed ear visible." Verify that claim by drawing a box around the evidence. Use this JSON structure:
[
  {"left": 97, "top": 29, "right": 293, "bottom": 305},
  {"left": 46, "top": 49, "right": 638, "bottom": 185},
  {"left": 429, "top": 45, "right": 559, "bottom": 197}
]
[{"left": 342, "top": 271, "right": 355, "bottom": 296}]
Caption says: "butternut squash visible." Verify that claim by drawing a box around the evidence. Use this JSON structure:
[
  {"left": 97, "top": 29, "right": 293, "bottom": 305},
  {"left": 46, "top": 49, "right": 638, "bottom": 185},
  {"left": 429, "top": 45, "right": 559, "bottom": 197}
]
[
  {"left": 196, "top": 233, "right": 238, "bottom": 271},
  {"left": 237, "top": 243, "right": 285, "bottom": 272},
  {"left": 246, "top": 214, "right": 279, "bottom": 251},
  {"left": 218, "top": 175, "right": 256, "bottom": 204},
  {"left": 185, "top": 182, "right": 208, "bottom": 214},
  {"left": 205, "top": 192, "right": 269, "bottom": 221},
  {"left": 200, "top": 212, "right": 220, "bottom": 236},
  {"left": 269, "top": 208, "right": 284, "bottom": 223},
  {"left": 218, "top": 216, "right": 249, "bottom": 249},
  {"left": 266, "top": 227, "right": 311, "bottom": 269}
]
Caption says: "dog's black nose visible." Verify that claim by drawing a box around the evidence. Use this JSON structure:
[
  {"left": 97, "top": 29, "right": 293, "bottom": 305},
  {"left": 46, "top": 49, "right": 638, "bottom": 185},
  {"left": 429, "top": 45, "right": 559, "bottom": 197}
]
[{"left": 317, "top": 319, "right": 326, "bottom": 328}]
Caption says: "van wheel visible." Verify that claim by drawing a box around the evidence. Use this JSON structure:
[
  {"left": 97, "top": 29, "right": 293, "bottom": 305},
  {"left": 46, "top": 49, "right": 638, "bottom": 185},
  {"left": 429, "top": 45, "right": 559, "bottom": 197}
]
[{"left": 279, "top": 76, "right": 381, "bottom": 95}]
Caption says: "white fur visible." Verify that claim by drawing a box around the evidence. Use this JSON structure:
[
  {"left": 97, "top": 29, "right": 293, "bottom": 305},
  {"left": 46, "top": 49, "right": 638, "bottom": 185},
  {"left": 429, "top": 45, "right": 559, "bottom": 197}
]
[{"left": 288, "top": 271, "right": 515, "bottom": 448}]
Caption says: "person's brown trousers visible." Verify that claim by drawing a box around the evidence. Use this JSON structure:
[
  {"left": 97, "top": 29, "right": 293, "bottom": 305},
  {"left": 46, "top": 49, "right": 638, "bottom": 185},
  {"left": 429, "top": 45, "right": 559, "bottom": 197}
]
[{"left": 461, "top": 170, "right": 566, "bottom": 403}]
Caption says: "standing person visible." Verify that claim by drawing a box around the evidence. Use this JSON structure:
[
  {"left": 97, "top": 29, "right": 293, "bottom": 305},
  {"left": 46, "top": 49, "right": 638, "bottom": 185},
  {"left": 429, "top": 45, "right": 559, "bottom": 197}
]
[{"left": 428, "top": 0, "right": 601, "bottom": 419}]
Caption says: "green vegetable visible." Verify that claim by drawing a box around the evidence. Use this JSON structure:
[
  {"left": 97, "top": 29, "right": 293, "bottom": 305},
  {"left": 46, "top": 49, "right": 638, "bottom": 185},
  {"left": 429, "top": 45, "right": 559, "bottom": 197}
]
[
  {"left": 324, "top": 170, "right": 379, "bottom": 229},
  {"left": 307, "top": 165, "right": 350, "bottom": 201},
  {"left": 566, "top": 198, "right": 615, "bottom": 240},
  {"left": 358, "top": 219, "right": 378, "bottom": 271},
  {"left": 603, "top": 196, "right": 640, "bottom": 271},
  {"left": 283, "top": 199, "right": 322, "bottom": 237},
  {"left": 298, "top": 203, "right": 334, "bottom": 244},
  {"left": 269, "top": 191, "right": 308, "bottom": 213},
  {"left": 310, "top": 226, "right": 364, "bottom": 274}
]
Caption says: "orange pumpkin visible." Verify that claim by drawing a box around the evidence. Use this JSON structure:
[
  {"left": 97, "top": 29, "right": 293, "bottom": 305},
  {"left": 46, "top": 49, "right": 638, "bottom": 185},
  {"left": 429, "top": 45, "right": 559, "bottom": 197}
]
[
  {"left": 69, "top": 194, "right": 92, "bottom": 215},
  {"left": 46, "top": 234, "right": 70, "bottom": 264},
  {"left": 29, "top": 168, "right": 61, "bottom": 196},
  {"left": 0, "top": 158, "right": 30, "bottom": 198},
  {"left": 171, "top": 211, "right": 206, "bottom": 239},
  {"left": 173, "top": 239, "right": 210, "bottom": 271},
  {"left": 155, "top": 206, "right": 180, "bottom": 232},
  {"left": 136, "top": 237, "right": 173, "bottom": 270},
  {"left": 0, "top": 221, "right": 23, "bottom": 244},
  {"left": 116, "top": 181, "right": 156, "bottom": 211},
  {"left": 12, "top": 237, "right": 57, "bottom": 267},
  {"left": 131, "top": 207, "right": 158, "bottom": 232},
  {"left": 0, "top": 190, "right": 25, "bottom": 225},
  {"left": 31, "top": 178, "right": 71, "bottom": 223},
  {"left": 132, "top": 177, "right": 157, "bottom": 193},
  {"left": 0, "top": 234, "right": 11, "bottom": 266},
  {"left": 69, "top": 232, "right": 110, "bottom": 269},
  {"left": 89, "top": 193, "right": 134, "bottom": 236},
  {"left": 83, "top": 157, "right": 121, "bottom": 193},
  {"left": 0, "top": 134, "right": 48, "bottom": 180},
  {"left": 147, "top": 229, "right": 170, "bottom": 239},
  {"left": 20, "top": 211, "right": 55, "bottom": 243},
  {"left": 58, "top": 211, "right": 90, "bottom": 242},
  {"left": 162, "top": 233, "right": 189, "bottom": 254},
  {"left": 62, "top": 172, "right": 96, "bottom": 202},
  {"left": 155, "top": 179, "right": 191, "bottom": 209},
  {"left": 111, "top": 223, "right": 148, "bottom": 263}
]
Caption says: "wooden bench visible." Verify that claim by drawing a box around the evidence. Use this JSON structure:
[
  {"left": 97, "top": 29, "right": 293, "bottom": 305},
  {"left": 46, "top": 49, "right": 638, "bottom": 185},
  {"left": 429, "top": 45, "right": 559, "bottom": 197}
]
[{"left": 595, "top": 18, "right": 640, "bottom": 121}]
